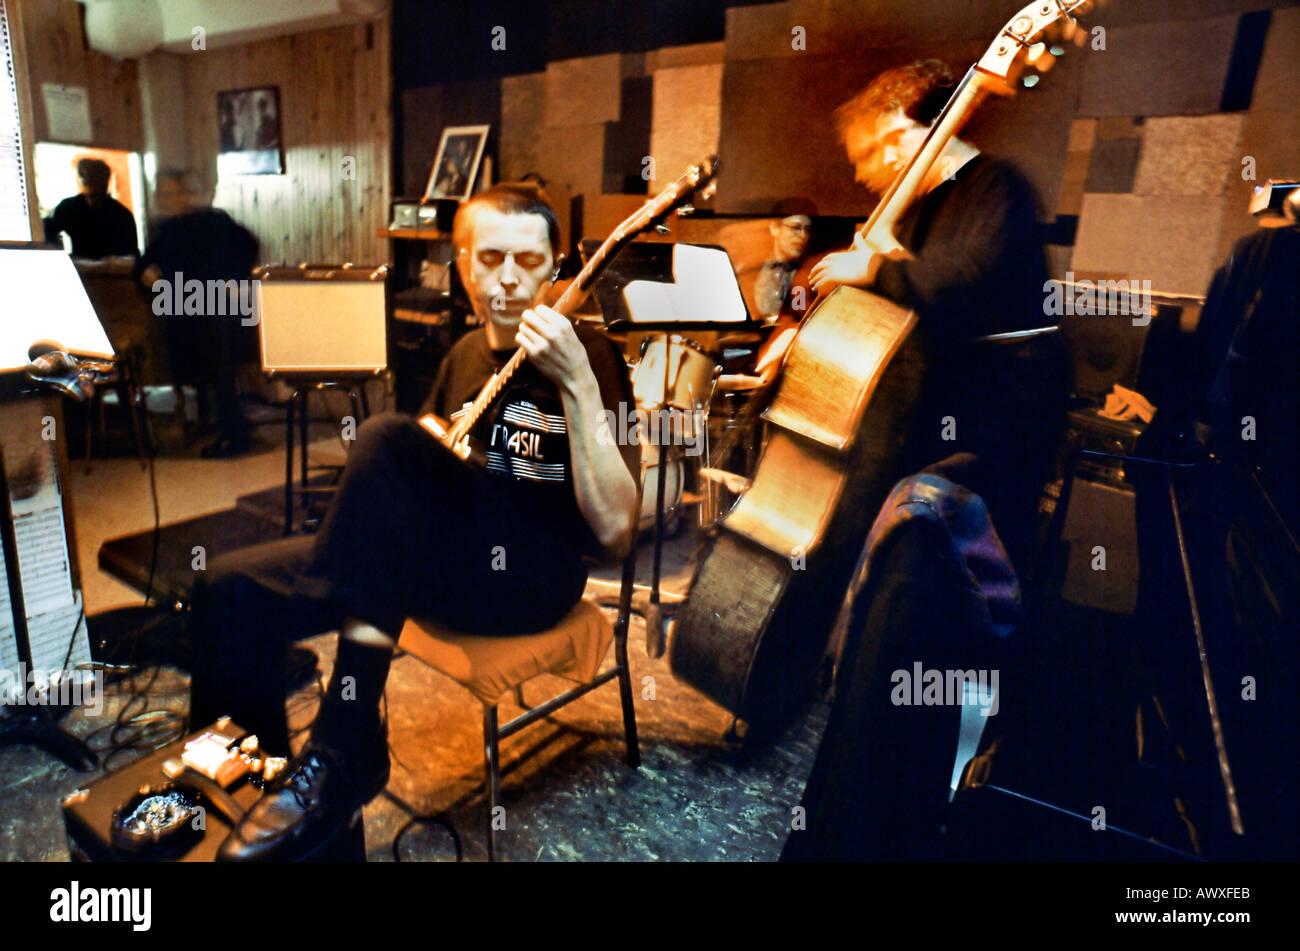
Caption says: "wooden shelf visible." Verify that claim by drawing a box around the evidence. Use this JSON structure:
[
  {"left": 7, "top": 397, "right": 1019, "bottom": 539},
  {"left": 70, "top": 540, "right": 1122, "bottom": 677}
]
[{"left": 377, "top": 227, "right": 451, "bottom": 241}]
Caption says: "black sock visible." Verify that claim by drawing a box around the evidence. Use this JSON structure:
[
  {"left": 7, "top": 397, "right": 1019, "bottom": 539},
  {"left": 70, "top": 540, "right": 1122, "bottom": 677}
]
[{"left": 309, "top": 635, "right": 393, "bottom": 758}]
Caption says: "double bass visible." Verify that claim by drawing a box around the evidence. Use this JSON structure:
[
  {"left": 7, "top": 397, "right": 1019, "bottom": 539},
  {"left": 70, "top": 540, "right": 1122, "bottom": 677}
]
[{"left": 670, "top": 1, "right": 1102, "bottom": 733}]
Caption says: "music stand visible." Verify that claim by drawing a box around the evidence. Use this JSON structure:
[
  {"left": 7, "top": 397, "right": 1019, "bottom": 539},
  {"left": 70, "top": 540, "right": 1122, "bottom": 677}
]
[
  {"left": 0, "top": 244, "right": 114, "bottom": 769},
  {"left": 579, "top": 241, "right": 761, "bottom": 654}
]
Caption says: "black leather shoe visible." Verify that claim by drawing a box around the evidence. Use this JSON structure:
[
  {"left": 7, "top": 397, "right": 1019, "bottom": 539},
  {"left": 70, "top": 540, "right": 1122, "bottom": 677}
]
[{"left": 217, "top": 732, "right": 388, "bottom": 862}]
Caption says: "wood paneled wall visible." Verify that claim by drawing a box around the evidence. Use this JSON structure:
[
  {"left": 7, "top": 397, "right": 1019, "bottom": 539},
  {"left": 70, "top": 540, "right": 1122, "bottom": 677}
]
[
  {"left": 181, "top": 20, "right": 392, "bottom": 267},
  {"left": 16, "top": 0, "right": 143, "bottom": 152}
]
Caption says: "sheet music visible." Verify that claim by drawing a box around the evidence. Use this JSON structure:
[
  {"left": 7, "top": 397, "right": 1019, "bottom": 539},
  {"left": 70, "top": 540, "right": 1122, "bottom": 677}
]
[
  {"left": 0, "top": 398, "right": 90, "bottom": 677},
  {"left": 618, "top": 244, "right": 749, "bottom": 324},
  {"left": 671, "top": 244, "right": 747, "bottom": 323}
]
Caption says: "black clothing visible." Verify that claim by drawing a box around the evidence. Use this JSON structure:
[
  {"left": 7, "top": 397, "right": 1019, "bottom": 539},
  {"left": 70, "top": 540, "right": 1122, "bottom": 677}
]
[
  {"left": 872, "top": 155, "right": 1068, "bottom": 573},
  {"left": 137, "top": 209, "right": 258, "bottom": 286},
  {"left": 43, "top": 194, "right": 138, "bottom": 258},
  {"left": 781, "top": 459, "right": 1018, "bottom": 861},
  {"left": 189, "top": 326, "right": 636, "bottom": 751},
  {"left": 1202, "top": 225, "right": 1300, "bottom": 522},
  {"left": 419, "top": 326, "right": 639, "bottom": 560},
  {"left": 1129, "top": 226, "right": 1300, "bottom": 851},
  {"left": 135, "top": 208, "right": 259, "bottom": 443}
]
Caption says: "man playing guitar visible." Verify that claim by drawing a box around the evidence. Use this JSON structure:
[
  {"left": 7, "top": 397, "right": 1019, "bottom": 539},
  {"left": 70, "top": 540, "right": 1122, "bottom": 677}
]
[{"left": 192, "top": 184, "right": 639, "bottom": 861}]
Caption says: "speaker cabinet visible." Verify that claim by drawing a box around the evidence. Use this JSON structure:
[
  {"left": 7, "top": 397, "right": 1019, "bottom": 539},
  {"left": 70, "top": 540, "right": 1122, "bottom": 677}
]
[{"left": 255, "top": 266, "right": 388, "bottom": 376}]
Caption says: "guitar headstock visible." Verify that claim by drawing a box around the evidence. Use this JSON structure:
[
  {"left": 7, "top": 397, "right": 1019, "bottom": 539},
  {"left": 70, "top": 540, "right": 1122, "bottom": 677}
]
[
  {"left": 977, "top": 1, "right": 1107, "bottom": 82},
  {"left": 618, "top": 155, "right": 721, "bottom": 242}
]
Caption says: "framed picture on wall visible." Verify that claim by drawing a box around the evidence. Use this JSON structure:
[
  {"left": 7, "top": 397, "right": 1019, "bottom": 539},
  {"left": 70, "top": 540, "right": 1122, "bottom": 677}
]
[
  {"left": 423, "top": 125, "right": 489, "bottom": 202},
  {"left": 217, "top": 86, "right": 284, "bottom": 176}
]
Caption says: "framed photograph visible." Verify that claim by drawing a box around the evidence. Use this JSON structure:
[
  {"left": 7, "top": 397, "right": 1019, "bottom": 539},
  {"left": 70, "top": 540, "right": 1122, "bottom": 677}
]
[
  {"left": 423, "top": 125, "right": 489, "bottom": 202},
  {"left": 217, "top": 86, "right": 284, "bottom": 176}
]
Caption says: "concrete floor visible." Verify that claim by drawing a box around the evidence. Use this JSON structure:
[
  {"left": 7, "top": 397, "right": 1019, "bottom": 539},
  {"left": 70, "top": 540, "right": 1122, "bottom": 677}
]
[{"left": 0, "top": 393, "right": 828, "bottom": 862}]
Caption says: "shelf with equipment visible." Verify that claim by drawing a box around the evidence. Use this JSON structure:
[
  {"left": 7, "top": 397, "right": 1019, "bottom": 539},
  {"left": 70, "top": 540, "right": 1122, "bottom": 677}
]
[{"left": 379, "top": 209, "right": 472, "bottom": 414}]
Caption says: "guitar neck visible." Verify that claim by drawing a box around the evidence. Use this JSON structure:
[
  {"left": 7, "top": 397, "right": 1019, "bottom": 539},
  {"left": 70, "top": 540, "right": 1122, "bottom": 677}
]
[{"left": 447, "top": 210, "right": 653, "bottom": 443}]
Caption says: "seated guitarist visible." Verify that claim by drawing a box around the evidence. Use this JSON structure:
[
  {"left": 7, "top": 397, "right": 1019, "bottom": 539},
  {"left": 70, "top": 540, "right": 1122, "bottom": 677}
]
[
  {"left": 190, "top": 184, "right": 639, "bottom": 861},
  {"left": 810, "top": 59, "right": 1068, "bottom": 576}
]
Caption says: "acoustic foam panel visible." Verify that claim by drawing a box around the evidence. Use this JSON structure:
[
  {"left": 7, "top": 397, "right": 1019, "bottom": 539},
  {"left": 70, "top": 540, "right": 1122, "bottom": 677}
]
[
  {"left": 537, "top": 121, "right": 607, "bottom": 200},
  {"left": 1131, "top": 113, "right": 1245, "bottom": 198},
  {"left": 649, "top": 63, "right": 723, "bottom": 195},
  {"left": 499, "top": 72, "right": 546, "bottom": 181},
  {"left": 1068, "top": 118, "right": 1098, "bottom": 153},
  {"left": 1085, "top": 137, "right": 1142, "bottom": 193},
  {"left": 1078, "top": 15, "right": 1239, "bottom": 118},
  {"left": 647, "top": 41, "right": 726, "bottom": 72},
  {"left": 545, "top": 53, "right": 622, "bottom": 127},
  {"left": 604, "top": 76, "right": 654, "bottom": 195},
  {"left": 725, "top": 0, "right": 1036, "bottom": 64},
  {"left": 1072, "top": 192, "right": 1231, "bottom": 295}
]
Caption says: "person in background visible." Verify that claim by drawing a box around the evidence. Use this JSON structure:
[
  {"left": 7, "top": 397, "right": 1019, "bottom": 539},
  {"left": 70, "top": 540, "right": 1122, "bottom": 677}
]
[
  {"left": 135, "top": 170, "right": 259, "bottom": 457},
  {"left": 753, "top": 201, "right": 815, "bottom": 318},
  {"left": 43, "top": 157, "right": 139, "bottom": 259}
]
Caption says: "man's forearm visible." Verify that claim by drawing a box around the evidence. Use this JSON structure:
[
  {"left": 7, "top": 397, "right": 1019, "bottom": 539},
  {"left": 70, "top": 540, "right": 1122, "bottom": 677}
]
[{"left": 559, "top": 367, "right": 638, "bottom": 555}]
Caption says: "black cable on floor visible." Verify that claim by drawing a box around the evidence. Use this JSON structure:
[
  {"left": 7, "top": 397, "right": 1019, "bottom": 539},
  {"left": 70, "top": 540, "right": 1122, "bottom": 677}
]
[
  {"left": 142, "top": 419, "right": 162, "bottom": 607},
  {"left": 392, "top": 814, "right": 462, "bottom": 862}
]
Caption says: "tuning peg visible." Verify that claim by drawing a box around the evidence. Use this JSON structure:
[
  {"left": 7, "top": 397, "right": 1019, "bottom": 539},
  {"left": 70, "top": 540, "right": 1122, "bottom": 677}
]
[
  {"left": 678, "top": 203, "right": 695, "bottom": 215},
  {"left": 654, "top": 222, "right": 671, "bottom": 234}
]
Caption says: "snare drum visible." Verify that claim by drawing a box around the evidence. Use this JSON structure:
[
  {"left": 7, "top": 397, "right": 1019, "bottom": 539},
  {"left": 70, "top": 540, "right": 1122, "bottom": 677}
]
[{"left": 632, "top": 336, "right": 719, "bottom": 415}]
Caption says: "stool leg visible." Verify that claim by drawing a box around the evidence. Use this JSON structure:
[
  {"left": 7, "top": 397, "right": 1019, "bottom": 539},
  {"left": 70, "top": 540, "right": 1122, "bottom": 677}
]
[
  {"left": 614, "top": 629, "right": 641, "bottom": 769},
  {"left": 84, "top": 397, "right": 94, "bottom": 475},
  {"left": 284, "top": 391, "right": 296, "bottom": 535},
  {"left": 483, "top": 705, "right": 501, "bottom": 862},
  {"left": 124, "top": 381, "right": 148, "bottom": 470},
  {"left": 348, "top": 388, "right": 364, "bottom": 431},
  {"left": 299, "top": 388, "right": 310, "bottom": 495}
]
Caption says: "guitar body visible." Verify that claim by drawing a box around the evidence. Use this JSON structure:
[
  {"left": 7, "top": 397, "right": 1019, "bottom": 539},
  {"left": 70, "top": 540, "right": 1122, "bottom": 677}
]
[
  {"left": 671, "top": 286, "right": 927, "bottom": 730},
  {"left": 418, "top": 412, "right": 487, "bottom": 468}
]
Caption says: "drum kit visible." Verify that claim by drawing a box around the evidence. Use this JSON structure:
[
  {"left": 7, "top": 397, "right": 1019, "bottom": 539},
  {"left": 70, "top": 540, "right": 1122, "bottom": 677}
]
[{"left": 619, "top": 332, "right": 767, "bottom": 656}]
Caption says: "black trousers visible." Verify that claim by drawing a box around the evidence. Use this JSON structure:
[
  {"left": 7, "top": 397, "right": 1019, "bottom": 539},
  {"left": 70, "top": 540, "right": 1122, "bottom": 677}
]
[{"left": 188, "top": 413, "right": 588, "bottom": 753}]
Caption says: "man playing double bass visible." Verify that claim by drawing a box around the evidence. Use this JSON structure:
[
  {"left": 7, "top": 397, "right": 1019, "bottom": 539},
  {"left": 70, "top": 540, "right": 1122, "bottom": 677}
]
[{"left": 811, "top": 59, "right": 1067, "bottom": 574}]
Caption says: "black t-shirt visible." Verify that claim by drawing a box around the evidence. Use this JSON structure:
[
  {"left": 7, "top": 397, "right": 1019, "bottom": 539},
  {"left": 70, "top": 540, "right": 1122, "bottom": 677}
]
[
  {"left": 44, "top": 194, "right": 139, "bottom": 258},
  {"left": 420, "top": 324, "right": 639, "bottom": 556}
]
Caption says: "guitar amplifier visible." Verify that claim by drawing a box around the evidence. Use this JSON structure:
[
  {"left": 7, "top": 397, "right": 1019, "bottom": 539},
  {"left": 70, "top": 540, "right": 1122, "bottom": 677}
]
[{"left": 254, "top": 265, "right": 388, "bottom": 377}]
